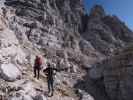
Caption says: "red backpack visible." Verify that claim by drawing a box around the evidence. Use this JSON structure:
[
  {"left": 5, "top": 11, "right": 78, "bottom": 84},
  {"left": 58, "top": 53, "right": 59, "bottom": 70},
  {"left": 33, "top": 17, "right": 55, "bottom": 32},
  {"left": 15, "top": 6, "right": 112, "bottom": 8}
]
[{"left": 36, "top": 56, "right": 42, "bottom": 66}]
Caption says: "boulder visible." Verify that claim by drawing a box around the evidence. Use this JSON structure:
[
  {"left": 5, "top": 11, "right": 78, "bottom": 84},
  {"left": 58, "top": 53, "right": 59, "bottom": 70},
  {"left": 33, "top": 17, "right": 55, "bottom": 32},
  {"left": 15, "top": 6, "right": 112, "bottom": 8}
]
[
  {"left": 34, "top": 94, "right": 47, "bottom": 100},
  {"left": 82, "top": 93, "right": 94, "bottom": 100},
  {"left": 78, "top": 89, "right": 94, "bottom": 100},
  {"left": 23, "top": 95, "right": 33, "bottom": 100},
  {"left": 0, "top": 63, "right": 21, "bottom": 82},
  {"left": 10, "top": 95, "right": 33, "bottom": 100}
]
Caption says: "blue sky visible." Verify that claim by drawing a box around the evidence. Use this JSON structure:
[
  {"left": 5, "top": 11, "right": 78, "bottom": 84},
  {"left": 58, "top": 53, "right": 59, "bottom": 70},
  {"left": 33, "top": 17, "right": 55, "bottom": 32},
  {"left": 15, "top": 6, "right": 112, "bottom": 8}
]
[{"left": 83, "top": 0, "right": 133, "bottom": 30}]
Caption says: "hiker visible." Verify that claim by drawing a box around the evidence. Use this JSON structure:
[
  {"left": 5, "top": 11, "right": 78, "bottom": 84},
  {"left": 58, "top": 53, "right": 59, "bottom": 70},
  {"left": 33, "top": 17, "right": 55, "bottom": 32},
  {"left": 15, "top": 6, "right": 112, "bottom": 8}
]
[
  {"left": 43, "top": 61, "right": 69, "bottom": 96},
  {"left": 33, "top": 55, "right": 42, "bottom": 79},
  {"left": 43, "top": 62, "right": 58, "bottom": 96}
]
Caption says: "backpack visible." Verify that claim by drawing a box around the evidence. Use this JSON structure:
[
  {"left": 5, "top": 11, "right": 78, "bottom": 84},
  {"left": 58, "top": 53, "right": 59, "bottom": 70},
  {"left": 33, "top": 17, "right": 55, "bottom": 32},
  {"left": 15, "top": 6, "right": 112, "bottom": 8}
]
[
  {"left": 35, "top": 56, "right": 42, "bottom": 69},
  {"left": 38, "top": 57, "right": 42, "bottom": 65}
]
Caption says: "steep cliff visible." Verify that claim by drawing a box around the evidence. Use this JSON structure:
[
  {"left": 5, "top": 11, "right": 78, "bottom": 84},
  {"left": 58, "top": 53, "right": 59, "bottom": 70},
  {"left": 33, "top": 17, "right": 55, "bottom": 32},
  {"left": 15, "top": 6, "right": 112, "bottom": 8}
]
[{"left": 89, "top": 45, "right": 133, "bottom": 100}]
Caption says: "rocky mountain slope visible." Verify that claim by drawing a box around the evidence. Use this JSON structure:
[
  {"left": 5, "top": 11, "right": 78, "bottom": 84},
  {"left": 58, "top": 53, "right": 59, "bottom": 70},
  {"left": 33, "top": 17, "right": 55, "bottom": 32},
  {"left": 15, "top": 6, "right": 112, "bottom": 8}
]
[
  {"left": 0, "top": 0, "right": 133, "bottom": 100},
  {"left": 81, "top": 5, "right": 133, "bottom": 55},
  {"left": 89, "top": 45, "right": 133, "bottom": 100}
]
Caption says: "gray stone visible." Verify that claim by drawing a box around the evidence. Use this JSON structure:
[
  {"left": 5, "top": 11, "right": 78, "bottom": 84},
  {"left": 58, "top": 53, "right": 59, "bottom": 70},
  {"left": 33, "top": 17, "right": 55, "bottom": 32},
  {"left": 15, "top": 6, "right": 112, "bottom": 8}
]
[
  {"left": 34, "top": 94, "right": 47, "bottom": 100},
  {"left": 0, "top": 63, "right": 21, "bottom": 82},
  {"left": 78, "top": 89, "right": 94, "bottom": 100}
]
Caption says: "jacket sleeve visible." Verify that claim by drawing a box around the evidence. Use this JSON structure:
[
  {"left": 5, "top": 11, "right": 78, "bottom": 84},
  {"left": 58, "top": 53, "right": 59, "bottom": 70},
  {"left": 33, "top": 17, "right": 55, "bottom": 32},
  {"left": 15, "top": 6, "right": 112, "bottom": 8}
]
[
  {"left": 43, "top": 68, "right": 48, "bottom": 73},
  {"left": 53, "top": 68, "right": 58, "bottom": 71},
  {"left": 54, "top": 68, "right": 68, "bottom": 72}
]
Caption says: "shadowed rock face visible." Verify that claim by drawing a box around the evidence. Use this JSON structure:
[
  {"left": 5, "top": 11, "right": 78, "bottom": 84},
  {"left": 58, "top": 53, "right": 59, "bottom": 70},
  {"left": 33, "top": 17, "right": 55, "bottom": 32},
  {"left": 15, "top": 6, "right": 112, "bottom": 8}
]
[{"left": 89, "top": 45, "right": 133, "bottom": 100}]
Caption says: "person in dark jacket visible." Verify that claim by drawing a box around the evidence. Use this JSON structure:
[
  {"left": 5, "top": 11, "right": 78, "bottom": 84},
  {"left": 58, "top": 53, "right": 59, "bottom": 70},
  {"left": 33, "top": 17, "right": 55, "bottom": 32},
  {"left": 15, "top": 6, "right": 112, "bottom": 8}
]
[
  {"left": 34, "top": 55, "right": 42, "bottom": 79},
  {"left": 43, "top": 62, "right": 58, "bottom": 96}
]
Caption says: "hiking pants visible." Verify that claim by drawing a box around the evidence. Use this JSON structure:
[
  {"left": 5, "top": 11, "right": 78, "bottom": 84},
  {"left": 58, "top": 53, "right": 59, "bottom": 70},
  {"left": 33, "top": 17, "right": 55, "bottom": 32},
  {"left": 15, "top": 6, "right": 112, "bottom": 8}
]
[
  {"left": 47, "top": 78, "right": 54, "bottom": 94},
  {"left": 34, "top": 67, "right": 40, "bottom": 79}
]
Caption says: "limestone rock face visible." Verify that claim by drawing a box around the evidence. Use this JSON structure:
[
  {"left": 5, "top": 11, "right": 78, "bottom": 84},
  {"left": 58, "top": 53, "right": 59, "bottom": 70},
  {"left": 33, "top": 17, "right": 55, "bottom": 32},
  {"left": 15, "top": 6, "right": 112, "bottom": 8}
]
[
  {"left": 0, "top": 0, "right": 98, "bottom": 99},
  {"left": 5, "top": 0, "right": 84, "bottom": 48},
  {"left": 0, "top": 11, "right": 25, "bottom": 82},
  {"left": 4, "top": 0, "right": 101, "bottom": 74}
]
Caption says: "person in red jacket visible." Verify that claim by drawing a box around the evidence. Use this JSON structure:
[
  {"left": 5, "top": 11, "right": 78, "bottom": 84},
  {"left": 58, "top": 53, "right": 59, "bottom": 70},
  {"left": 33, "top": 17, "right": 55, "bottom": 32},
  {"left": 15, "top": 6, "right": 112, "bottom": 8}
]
[{"left": 34, "top": 55, "right": 42, "bottom": 79}]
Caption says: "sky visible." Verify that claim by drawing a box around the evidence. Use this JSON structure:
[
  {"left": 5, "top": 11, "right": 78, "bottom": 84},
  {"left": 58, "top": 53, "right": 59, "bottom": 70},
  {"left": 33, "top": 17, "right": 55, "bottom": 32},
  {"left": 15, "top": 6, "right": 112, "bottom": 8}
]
[{"left": 83, "top": 0, "right": 133, "bottom": 30}]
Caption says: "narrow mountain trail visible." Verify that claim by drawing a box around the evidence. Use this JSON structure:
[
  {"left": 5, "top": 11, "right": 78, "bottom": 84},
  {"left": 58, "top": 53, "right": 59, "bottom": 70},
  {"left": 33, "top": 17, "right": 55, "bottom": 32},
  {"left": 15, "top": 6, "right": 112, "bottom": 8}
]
[{"left": 21, "top": 64, "right": 79, "bottom": 100}]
